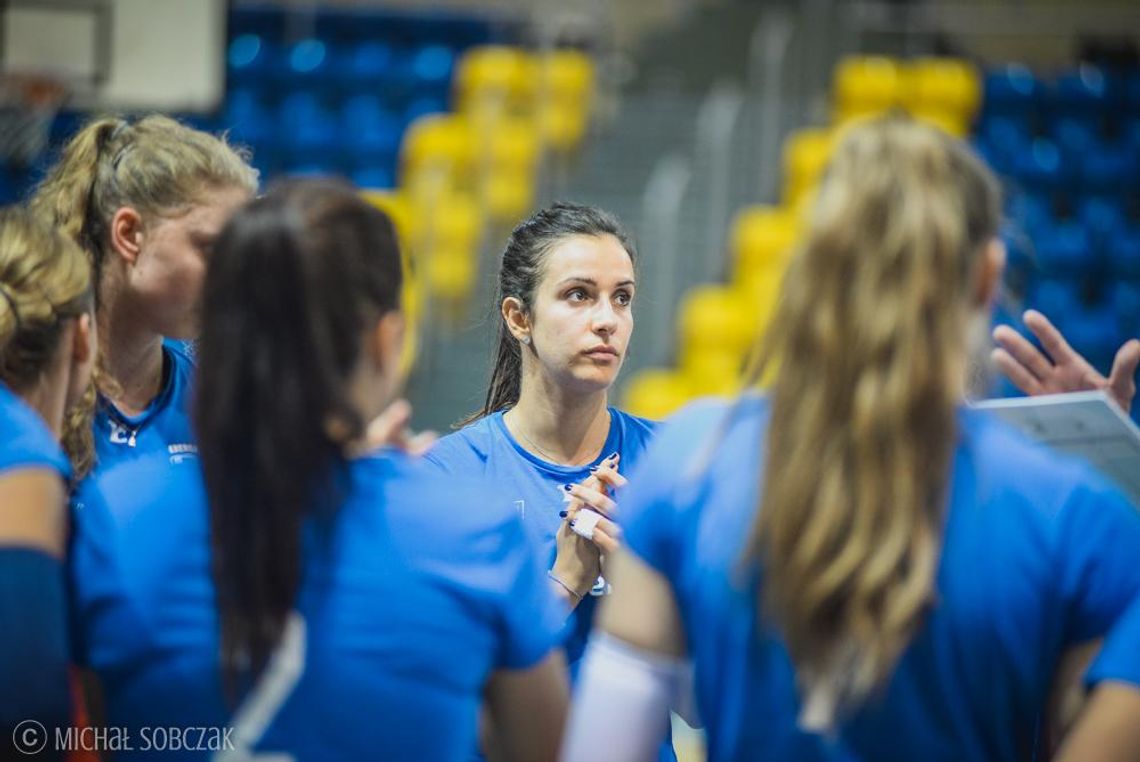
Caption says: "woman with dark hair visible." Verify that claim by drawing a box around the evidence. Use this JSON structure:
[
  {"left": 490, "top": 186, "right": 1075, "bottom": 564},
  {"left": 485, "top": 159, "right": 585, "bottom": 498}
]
[
  {"left": 564, "top": 117, "right": 1140, "bottom": 761},
  {"left": 425, "top": 202, "right": 681, "bottom": 760},
  {"left": 199, "top": 179, "right": 566, "bottom": 759},
  {"left": 70, "top": 179, "right": 567, "bottom": 759}
]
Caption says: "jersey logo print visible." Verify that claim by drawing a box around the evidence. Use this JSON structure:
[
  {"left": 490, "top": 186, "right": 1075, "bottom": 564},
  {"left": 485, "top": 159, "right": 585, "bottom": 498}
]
[
  {"left": 168, "top": 443, "right": 198, "bottom": 464},
  {"left": 108, "top": 421, "right": 137, "bottom": 447},
  {"left": 514, "top": 500, "right": 525, "bottom": 519}
]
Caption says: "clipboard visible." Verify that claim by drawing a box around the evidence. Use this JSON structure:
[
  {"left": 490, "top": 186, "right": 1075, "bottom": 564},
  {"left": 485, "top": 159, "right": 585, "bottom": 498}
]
[{"left": 972, "top": 391, "right": 1140, "bottom": 507}]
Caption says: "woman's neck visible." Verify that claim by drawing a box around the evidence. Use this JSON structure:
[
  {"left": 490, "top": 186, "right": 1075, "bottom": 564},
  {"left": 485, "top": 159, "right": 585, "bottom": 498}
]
[
  {"left": 97, "top": 305, "right": 166, "bottom": 417},
  {"left": 19, "top": 377, "right": 67, "bottom": 439},
  {"left": 504, "top": 377, "right": 611, "bottom": 466}
]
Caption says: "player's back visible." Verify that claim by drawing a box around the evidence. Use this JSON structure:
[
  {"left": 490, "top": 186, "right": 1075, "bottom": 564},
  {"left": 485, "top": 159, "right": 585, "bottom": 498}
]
[
  {"left": 71, "top": 450, "right": 562, "bottom": 760},
  {"left": 622, "top": 395, "right": 1140, "bottom": 762}
]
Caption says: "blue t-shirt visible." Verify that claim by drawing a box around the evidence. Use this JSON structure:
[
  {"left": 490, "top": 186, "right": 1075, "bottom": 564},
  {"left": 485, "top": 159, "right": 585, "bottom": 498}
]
[
  {"left": 426, "top": 407, "right": 679, "bottom": 762},
  {"left": 71, "top": 445, "right": 564, "bottom": 759},
  {"left": 0, "top": 381, "right": 70, "bottom": 479},
  {"left": 622, "top": 394, "right": 1140, "bottom": 762},
  {"left": 425, "top": 407, "right": 657, "bottom": 675}
]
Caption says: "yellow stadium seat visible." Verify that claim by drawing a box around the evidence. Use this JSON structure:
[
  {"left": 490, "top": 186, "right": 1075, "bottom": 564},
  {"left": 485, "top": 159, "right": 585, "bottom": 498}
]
[
  {"left": 484, "top": 117, "right": 542, "bottom": 172},
  {"left": 360, "top": 190, "right": 420, "bottom": 375},
  {"left": 833, "top": 56, "right": 905, "bottom": 122},
  {"left": 482, "top": 170, "right": 535, "bottom": 225},
  {"left": 904, "top": 57, "right": 981, "bottom": 127},
  {"left": 401, "top": 114, "right": 477, "bottom": 180},
  {"left": 455, "top": 46, "right": 538, "bottom": 115},
  {"left": 782, "top": 128, "right": 834, "bottom": 206},
  {"left": 680, "top": 346, "right": 745, "bottom": 397},
  {"left": 361, "top": 190, "right": 417, "bottom": 250},
  {"left": 621, "top": 369, "right": 693, "bottom": 420},
  {"left": 538, "top": 102, "right": 589, "bottom": 152},
  {"left": 730, "top": 206, "right": 799, "bottom": 283},
  {"left": 736, "top": 269, "right": 783, "bottom": 339},
  {"left": 425, "top": 246, "right": 477, "bottom": 303},
  {"left": 677, "top": 284, "right": 760, "bottom": 362},
  {"left": 540, "top": 49, "right": 595, "bottom": 103},
  {"left": 415, "top": 191, "right": 481, "bottom": 251}
]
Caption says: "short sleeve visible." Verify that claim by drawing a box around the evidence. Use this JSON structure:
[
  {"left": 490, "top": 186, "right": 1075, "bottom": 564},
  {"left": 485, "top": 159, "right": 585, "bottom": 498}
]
[
  {"left": 1054, "top": 477, "right": 1140, "bottom": 643},
  {"left": 621, "top": 401, "right": 723, "bottom": 582},
  {"left": 1086, "top": 594, "right": 1140, "bottom": 690},
  {"left": 495, "top": 514, "right": 567, "bottom": 670}
]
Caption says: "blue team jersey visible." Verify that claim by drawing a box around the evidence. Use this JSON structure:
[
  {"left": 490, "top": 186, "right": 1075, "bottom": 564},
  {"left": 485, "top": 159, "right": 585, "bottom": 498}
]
[
  {"left": 622, "top": 394, "right": 1140, "bottom": 762},
  {"left": 71, "top": 447, "right": 564, "bottom": 759},
  {"left": 0, "top": 381, "right": 69, "bottom": 479},
  {"left": 425, "top": 407, "right": 657, "bottom": 675},
  {"left": 426, "top": 407, "right": 679, "bottom": 762}
]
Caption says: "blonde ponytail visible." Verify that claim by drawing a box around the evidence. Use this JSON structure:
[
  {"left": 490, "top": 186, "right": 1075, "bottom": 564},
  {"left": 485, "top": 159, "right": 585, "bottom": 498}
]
[
  {"left": 743, "top": 116, "right": 1001, "bottom": 725},
  {"left": 30, "top": 114, "right": 258, "bottom": 305}
]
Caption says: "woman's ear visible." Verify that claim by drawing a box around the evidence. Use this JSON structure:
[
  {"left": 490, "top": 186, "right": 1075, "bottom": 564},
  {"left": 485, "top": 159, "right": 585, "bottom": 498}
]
[
  {"left": 109, "top": 207, "right": 145, "bottom": 265},
  {"left": 71, "top": 313, "right": 94, "bottom": 366},
  {"left": 974, "top": 237, "right": 1007, "bottom": 307},
  {"left": 501, "top": 296, "right": 530, "bottom": 344},
  {"left": 370, "top": 311, "right": 406, "bottom": 377}
]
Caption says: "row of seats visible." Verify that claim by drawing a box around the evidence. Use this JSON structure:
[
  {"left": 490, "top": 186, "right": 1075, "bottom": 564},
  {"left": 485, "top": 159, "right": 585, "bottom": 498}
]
[
  {"left": 622, "top": 55, "right": 983, "bottom": 418},
  {"left": 366, "top": 45, "right": 596, "bottom": 307}
]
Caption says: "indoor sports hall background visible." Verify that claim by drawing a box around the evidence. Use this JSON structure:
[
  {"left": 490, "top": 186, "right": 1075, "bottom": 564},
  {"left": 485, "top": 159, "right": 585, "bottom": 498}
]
[{"left": 3, "top": 2, "right": 1139, "bottom": 752}]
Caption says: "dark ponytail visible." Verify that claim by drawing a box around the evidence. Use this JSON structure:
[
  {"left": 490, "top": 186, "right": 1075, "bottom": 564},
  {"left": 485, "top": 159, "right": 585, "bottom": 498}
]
[
  {"left": 460, "top": 201, "right": 636, "bottom": 426},
  {"left": 194, "top": 179, "right": 402, "bottom": 680}
]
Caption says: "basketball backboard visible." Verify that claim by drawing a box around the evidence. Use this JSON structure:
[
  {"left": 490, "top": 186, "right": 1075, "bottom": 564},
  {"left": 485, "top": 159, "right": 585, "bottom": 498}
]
[{"left": 1, "top": 0, "right": 226, "bottom": 112}]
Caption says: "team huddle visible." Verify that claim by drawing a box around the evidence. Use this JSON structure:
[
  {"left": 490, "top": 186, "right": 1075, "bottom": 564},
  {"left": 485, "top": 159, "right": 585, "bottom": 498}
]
[{"left": 3, "top": 112, "right": 1140, "bottom": 761}]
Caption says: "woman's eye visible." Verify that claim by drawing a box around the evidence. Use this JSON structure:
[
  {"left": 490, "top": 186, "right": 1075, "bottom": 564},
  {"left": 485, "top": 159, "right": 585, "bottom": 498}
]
[
  {"left": 567, "top": 289, "right": 588, "bottom": 302},
  {"left": 615, "top": 291, "right": 632, "bottom": 306}
]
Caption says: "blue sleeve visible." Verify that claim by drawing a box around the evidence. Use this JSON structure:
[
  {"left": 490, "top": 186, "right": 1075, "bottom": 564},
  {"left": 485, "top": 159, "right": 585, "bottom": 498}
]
[
  {"left": 495, "top": 515, "right": 566, "bottom": 670},
  {"left": 620, "top": 404, "right": 720, "bottom": 581},
  {"left": 1087, "top": 595, "right": 1140, "bottom": 689},
  {"left": 1054, "top": 478, "right": 1140, "bottom": 643},
  {"left": 0, "top": 548, "right": 72, "bottom": 733}
]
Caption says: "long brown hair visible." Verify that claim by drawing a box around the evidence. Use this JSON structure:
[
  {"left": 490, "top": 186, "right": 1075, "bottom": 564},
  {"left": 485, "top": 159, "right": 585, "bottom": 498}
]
[
  {"left": 195, "top": 180, "right": 404, "bottom": 681},
  {"left": 743, "top": 116, "right": 1001, "bottom": 725}
]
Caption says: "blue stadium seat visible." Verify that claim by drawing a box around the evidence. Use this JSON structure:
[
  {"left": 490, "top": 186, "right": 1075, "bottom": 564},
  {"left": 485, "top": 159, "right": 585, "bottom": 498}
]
[
  {"left": 283, "top": 38, "right": 332, "bottom": 86},
  {"left": 1081, "top": 142, "right": 1138, "bottom": 193},
  {"left": 1053, "top": 65, "right": 1114, "bottom": 116},
  {"left": 228, "top": 34, "right": 278, "bottom": 85},
  {"left": 1012, "top": 137, "right": 1068, "bottom": 189},
  {"left": 342, "top": 95, "right": 402, "bottom": 159},
  {"left": 983, "top": 65, "right": 1043, "bottom": 116},
  {"left": 350, "top": 164, "right": 396, "bottom": 190},
  {"left": 224, "top": 88, "right": 274, "bottom": 148},
  {"left": 410, "top": 44, "right": 456, "bottom": 93},
  {"left": 1033, "top": 218, "right": 1094, "bottom": 273},
  {"left": 1109, "top": 226, "right": 1140, "bottom": 278},
  {"left": 402, "top": 95, "right": 449, "bottom": 128},
  {"left": 340, "top": 41, "right": 396, "bottom": 88},
  {"left": 279, "top": 92, "right": 339, "bottom": 155}
]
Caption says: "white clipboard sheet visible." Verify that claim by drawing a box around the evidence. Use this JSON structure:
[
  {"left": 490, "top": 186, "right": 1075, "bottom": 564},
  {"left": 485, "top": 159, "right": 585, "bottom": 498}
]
[{"left": 972, "top": 391, "right": 1140, "bottom": 508}]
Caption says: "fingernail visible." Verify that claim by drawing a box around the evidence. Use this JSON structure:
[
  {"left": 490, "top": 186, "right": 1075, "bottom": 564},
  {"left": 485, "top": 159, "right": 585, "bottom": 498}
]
[
  {"left": 559, "top": 510, "right": 568, "bottom": 518},
  {"left": 569, "top": 520, "right": 576, "bottom": 528},
  {"left": 588, "top": 465, "right": 599, "bottom": 472},
  {"left": 607, "top": 452, "right": 619, "bottom": 461},
  {"left": 562, "top": 483, "right": 573, "bottom": 492}
]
